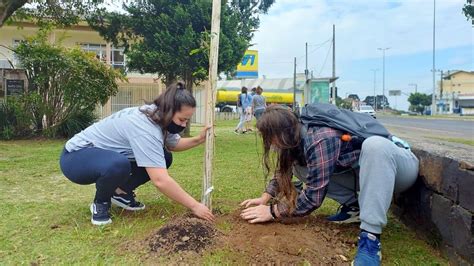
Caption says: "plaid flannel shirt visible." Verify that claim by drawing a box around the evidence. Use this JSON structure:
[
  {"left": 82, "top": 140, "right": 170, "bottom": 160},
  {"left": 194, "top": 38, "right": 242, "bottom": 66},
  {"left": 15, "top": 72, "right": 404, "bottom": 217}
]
[{"left": 265, "top": 126, "right": 360, "bottom": 217}]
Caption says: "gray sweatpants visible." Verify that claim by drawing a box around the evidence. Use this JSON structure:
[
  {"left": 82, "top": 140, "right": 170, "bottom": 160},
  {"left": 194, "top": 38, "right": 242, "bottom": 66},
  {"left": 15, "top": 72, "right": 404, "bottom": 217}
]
[{"left": 293, "top": 136, "right": 419, "bottom": 234}]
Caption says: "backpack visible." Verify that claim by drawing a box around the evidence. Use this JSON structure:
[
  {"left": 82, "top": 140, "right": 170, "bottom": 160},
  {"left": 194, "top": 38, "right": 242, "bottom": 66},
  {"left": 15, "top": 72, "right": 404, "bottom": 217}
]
[
  {"left": 299, "top": 103, "right": 391, "bottom": 141},
  {"left": 237, "top": 93, "right": 242, "bottom": 107}
]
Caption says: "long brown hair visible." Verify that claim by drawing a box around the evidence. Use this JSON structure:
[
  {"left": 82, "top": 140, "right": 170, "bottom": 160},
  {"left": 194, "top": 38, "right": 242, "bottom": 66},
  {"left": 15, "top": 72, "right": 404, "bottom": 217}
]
[
  {"left": 256, "top": 105, "right": 303, "bottom": 211},
  {"left": 140, "top": 81, "right": 196, "bottom": 140}
]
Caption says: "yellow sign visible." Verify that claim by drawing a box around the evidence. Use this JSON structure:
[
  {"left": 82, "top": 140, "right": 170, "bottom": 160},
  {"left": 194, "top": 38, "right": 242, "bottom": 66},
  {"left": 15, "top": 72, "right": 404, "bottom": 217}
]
[{"left": 236, "top": 50, "right": 258, "bottom": 78}]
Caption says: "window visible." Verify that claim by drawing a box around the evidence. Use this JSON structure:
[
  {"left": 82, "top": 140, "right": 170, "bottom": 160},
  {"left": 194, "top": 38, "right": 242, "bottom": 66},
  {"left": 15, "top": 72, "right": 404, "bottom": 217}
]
[
  {"left": 12, "top": 39, "right": 23, "bottom": 67},
  {"left": 81, "top": 43, "right": 107, "bottom": 62},
  {"left": 110, "top": 47, "right": 126, "bottom": 70}
]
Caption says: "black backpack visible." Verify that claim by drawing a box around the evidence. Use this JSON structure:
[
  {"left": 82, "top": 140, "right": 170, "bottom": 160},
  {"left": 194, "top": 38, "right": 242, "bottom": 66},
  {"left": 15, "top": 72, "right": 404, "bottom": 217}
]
[
  {"left": 237, "top": 93, "right": 242, "bottom": 107},
  {"left": 299, "top": 103, "right": 391, "bottom": 140}
]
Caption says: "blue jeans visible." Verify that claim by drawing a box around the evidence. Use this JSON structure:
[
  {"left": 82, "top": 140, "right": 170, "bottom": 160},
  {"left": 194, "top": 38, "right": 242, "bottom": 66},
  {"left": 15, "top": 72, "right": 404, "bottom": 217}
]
[
  {"left": 254, "top": 108, "right": 265, "bottom": 120},
  {"left": 59, "top": 147, "right": 172, "bottom": 202}
]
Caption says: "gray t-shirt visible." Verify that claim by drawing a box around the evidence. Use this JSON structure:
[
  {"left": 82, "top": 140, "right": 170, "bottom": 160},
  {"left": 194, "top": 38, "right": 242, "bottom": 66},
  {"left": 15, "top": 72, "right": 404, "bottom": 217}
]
[
  {"left": 252, "top": 95, "right": 266, "bottom": 110},
  {"left": 65, "top": 104, "right": 180, "bottom": 168}
]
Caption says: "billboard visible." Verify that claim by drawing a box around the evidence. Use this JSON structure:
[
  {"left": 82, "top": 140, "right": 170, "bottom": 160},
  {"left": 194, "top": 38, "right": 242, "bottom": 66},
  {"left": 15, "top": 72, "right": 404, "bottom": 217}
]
[
  {"left": 236, "top": 50, "right": 258, "bottom": 79},
  {"left": 389, "top": 90, "right": 401, "bottom": 96},
  {"left": 307, "top": 80, "right": 330, "bottom": 104}
]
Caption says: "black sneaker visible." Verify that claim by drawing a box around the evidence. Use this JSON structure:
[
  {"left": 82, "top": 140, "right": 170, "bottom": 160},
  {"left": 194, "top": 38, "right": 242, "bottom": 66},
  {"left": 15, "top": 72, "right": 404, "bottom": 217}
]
[
  {"left": 327, "top": 202, "right": 361, "bottom": 224},
  {"left": 111, "top": 192, "right": 145, "bottom": 211},
  {"left": 90, "top": 202, "right": 112, "bottom": 225}
]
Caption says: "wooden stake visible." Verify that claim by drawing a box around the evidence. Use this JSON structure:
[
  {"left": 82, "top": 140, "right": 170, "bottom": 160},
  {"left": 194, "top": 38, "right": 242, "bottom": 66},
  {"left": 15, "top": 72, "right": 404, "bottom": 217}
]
[{"left": 202, "top": 0, "right": 221, "bottom": 209}]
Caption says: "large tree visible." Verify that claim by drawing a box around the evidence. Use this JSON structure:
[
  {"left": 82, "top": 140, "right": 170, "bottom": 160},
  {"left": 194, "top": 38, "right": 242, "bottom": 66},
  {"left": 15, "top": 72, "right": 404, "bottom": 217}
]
[{"left": 86, "top": 0, "right": 274, "bottom": 89}]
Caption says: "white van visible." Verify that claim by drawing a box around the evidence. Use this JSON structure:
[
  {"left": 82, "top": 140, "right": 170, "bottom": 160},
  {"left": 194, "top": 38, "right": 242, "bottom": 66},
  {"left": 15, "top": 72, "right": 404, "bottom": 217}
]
[{"left": 355, "top": 105, "right": 376, "bottom": 118}]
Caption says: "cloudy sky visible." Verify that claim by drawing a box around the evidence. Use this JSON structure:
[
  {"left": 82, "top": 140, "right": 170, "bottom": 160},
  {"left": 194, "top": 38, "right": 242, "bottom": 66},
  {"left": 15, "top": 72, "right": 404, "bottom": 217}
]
[{"left": 252, "top": 0, "right": 473, "bottom": 110}]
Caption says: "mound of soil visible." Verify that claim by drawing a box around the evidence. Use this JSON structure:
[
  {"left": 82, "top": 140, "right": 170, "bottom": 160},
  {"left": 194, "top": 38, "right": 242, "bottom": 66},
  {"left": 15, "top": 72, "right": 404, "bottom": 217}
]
[
  {"left": 132, "top": 211, "right": 359, "bottom": 264},
  {"left": 148, "top": 217, "right": 217, "bottom": 254},
  {"left": 219, "top": 212, "right": 358, "bottom": 264}
]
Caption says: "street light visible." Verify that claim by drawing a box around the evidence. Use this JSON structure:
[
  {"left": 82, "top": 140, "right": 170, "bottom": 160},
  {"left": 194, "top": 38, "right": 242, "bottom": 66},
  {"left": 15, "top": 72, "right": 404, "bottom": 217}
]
[
  {"left": 371, "top": 69, "right": 379, "bottom": 110},
  {"left": 378, "top": 47, "right": 390, "bottom": 112},
  {"left": 408, "top": 83, "right": 417, "bottom": 93}
]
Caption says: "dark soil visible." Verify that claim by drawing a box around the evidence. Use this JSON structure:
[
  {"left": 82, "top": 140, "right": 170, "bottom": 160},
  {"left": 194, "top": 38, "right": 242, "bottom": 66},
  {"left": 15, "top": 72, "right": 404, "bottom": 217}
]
[
  {"left": 148, "top": 217, "right": 217, "bottom": 254},
  {"left": 129, "top": 210, "right": 359, "bottom": 264}
]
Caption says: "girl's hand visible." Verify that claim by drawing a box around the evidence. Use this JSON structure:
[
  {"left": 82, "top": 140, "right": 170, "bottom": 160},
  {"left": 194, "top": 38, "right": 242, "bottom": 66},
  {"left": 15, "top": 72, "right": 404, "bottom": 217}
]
[
  {"left": 240, "top": 197, "right": 267, "bottom": 208},
  {"left": 199, "top": 125, "right": 213, "bottom": 142},
  {"left": 191, "top": 203, "right": 215, "bottom": 222},
  {"left": 240, "top": 204, "right": 273, "bottom": 223}
]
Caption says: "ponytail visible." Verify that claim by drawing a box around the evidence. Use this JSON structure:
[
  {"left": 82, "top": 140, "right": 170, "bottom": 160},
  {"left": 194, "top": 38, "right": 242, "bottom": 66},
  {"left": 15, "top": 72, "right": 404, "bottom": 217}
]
[{"left": 140, "top": 81, "right": 196, "bottom": 130}]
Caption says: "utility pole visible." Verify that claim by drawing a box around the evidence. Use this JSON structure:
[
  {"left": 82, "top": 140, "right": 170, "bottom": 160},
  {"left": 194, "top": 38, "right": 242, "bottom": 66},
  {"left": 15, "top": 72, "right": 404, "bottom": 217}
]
[
  {"left": 331, "top": 24, "right": 336, "bottom": 105},
  {"left": 377, "top": 47, "right": 390, "bottom": 112},
  {"left": 305, "top": 42, "right": 308, "bottom": 80},
  {"left": 371, "top": 69, "right": 379, "bottom": 110},
  {"left": 293, "top": 57, "right": 297, "bottom": 111},
  {"left": 431, "top": 0, "right": 437, "bottom": 115},
  {"left": 202, "top": 0, "right": 221, "bottom": 209}
]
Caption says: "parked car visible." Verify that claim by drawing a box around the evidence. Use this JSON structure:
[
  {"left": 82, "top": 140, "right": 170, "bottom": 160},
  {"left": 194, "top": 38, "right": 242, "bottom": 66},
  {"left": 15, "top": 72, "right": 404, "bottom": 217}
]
[{"left": 355, "top": 105, "right": 376, "bottom": 118}]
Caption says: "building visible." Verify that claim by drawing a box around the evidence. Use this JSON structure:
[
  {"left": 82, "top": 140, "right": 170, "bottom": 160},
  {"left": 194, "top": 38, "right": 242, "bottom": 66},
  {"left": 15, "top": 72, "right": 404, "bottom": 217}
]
[
  {"left": 436, "top": 70, "right": 474, "bottom": 115},
  {"left": 0, "top": 21, "right": 164, "bottom": 118}
]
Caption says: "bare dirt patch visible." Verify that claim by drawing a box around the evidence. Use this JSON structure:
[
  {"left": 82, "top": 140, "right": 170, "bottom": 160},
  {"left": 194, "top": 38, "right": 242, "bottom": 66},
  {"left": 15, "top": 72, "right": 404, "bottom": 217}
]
[
  {"left": 148, "top": 217, "right": 217, "bottom": 254},
  {"left": 129, "top": 211, "right": 359, "bottom": 264}
]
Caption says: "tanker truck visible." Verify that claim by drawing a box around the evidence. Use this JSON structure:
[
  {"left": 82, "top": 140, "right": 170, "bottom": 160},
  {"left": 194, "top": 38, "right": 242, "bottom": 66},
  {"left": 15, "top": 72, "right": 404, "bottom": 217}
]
[{"left": 216, "top": 90, "right": 295, "bottom": 112}]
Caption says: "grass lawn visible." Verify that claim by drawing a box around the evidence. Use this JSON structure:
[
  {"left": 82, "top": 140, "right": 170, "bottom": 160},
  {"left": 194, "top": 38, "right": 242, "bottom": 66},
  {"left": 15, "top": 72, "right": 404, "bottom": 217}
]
[{"left": 0, "top": 119, "right": 446, "bottom": 265}]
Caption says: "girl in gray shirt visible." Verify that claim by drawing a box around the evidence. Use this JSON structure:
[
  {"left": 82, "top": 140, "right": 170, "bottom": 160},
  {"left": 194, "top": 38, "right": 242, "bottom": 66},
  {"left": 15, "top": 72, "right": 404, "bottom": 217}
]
[{"left": 60, "top": 82, "right": 214, "bottom": 225}]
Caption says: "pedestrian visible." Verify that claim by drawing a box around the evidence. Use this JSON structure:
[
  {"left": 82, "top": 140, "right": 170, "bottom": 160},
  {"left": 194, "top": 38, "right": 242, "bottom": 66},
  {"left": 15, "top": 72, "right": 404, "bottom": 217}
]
[
  {"left": 240, "top": 105, "right": 419, "bottom": 265},
  {"left": 234, "top": 86, "right": 252, "bottom": 134},
  {"left": 252, "top": 86, "right": 266, "bottom": 121},
  {"left": 60, "top": 82, "right": 215, "bottom": 225}
]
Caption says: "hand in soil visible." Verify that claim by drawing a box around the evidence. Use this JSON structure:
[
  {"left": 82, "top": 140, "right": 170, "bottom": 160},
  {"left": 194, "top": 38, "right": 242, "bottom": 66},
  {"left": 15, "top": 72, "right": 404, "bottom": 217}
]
[
  {"left": 240, "top": 197, "right": 267, "bottom": 208},
  {"left": 191, "top": 203, "right": 215, "bottom": 222},
  {"left": 241, "top": 204, "right": 273, "bottom": 223}
]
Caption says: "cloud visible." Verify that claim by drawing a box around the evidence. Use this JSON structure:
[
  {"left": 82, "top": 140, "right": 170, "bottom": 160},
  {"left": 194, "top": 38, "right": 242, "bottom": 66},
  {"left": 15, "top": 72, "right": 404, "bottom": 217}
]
[{"left": 254, "top": 0, "right": 472, "bottom": 78}]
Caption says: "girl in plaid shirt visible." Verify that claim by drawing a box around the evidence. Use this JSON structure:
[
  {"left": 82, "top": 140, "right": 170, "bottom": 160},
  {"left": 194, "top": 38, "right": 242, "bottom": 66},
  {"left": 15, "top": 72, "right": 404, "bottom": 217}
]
[{"left": 240, "top": 105, "right": 419, "bottom": 266}]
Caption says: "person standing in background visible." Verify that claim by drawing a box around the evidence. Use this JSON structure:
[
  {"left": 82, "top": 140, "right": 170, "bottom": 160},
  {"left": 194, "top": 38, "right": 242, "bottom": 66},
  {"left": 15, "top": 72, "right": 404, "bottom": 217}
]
[{"left": 252, "top": 86, "right": 266, "bottom": 121}]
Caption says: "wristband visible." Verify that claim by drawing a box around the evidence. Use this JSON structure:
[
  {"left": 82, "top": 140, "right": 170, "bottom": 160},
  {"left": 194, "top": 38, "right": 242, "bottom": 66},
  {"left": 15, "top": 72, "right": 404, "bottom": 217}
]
[{"left": 269, "top": 204, "right": 277, "bottom": 220}]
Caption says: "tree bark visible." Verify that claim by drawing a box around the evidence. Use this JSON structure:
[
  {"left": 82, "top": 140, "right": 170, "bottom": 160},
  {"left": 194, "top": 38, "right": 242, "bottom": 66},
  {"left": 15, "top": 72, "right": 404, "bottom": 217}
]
[{"left": 0, "top": 0, "right": 28, "bottom": 27}]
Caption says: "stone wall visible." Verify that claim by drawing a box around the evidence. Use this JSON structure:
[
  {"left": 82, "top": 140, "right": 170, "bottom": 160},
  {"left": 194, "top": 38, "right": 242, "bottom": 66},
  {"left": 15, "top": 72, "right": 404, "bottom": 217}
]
[{"left": 393, "top": 148, "right": 474, "bottom": 265}]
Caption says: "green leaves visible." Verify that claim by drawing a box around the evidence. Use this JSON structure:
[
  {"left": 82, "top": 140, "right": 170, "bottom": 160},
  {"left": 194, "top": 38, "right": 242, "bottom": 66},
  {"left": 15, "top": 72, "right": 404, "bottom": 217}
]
[
  {"left": 408, "top": 92, "right": 432, "bottom": 114},
  {"left": 87, "top": 0, "right": 275, "bottom": 85},
  {"left": 11, "top": 28, "right": 124, "bottom": 135}
]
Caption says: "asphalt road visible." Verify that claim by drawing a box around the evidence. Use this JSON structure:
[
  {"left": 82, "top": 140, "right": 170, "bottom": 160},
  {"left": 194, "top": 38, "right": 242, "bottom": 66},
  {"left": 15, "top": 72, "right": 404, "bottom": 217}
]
[{"left": 377, "top": 116, "right": 474, "bottom": 139}]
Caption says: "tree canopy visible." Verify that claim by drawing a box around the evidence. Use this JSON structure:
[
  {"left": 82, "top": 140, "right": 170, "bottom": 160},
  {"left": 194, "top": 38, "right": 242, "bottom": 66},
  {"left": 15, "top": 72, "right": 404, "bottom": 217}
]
[
  {"left": 86, "top": 0, "right": 275, "bottom": 87},
  {"left": 0, "top": 0, "right": 103, "bottom": 27},
  {"left": 408, "top": 92, "right": 432, "bottom": 114},
  {"left": 463, "top": 0, "right": 474, "bottom": 24}
]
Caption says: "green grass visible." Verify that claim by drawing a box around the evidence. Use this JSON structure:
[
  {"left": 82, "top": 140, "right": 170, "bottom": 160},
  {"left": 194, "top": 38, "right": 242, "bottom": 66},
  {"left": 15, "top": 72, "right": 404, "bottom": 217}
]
[
  {"left": 0, "top": 120, "right": 447, "bottom": 264},
  {"left": 432, "top": 136, "right": 474, "bottom": 146}
]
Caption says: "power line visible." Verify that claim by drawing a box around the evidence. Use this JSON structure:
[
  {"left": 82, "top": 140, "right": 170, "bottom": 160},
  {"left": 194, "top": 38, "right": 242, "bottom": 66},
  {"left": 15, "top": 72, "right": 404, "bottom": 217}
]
[{"left": 317, "top": 39, "right": 332, "bottom": 77}]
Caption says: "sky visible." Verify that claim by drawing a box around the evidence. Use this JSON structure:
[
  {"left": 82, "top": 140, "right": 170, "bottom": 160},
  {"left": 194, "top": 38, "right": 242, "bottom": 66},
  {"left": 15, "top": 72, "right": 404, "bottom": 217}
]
[{"left": 252, "top": 0, "right": 473, "bottom": 110}]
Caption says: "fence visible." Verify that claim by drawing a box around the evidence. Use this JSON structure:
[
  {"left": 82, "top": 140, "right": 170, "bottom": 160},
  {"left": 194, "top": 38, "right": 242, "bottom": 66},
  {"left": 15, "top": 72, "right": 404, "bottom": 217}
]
[
  {"left": 95, "top": 82, "right": 240, "bottom": 122},
  {"left": 95, "top": 82, "right": 164, "bottom": 119}
]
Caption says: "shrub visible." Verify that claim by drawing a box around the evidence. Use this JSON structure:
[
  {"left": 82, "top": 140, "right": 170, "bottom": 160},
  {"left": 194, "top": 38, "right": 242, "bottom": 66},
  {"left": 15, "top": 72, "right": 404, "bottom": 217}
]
[{"left": 54, "top": 109, "right": 97, "bottom": 138}]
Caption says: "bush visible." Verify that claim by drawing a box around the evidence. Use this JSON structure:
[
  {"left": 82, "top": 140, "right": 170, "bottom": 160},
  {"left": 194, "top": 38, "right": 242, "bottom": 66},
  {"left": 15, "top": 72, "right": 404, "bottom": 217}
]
[
  {"left": 0, "top": 98, "right": 34, "bottom": 140},
  {"left": 54, "top": 109, "right": 97, "bottom": 138}
]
